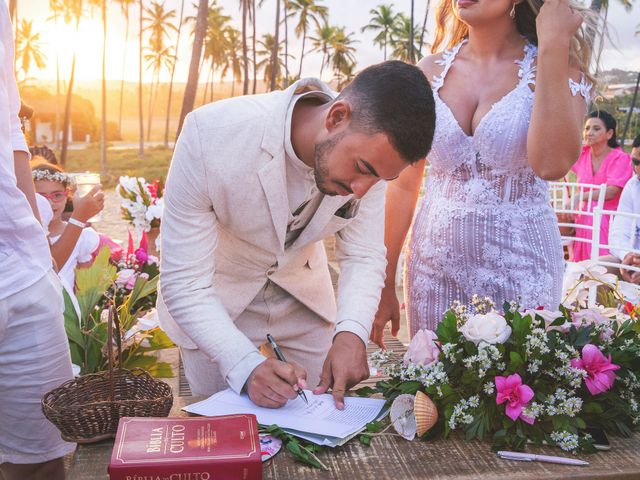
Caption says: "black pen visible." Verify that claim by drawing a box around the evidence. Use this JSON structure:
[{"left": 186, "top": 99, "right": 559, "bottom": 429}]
[{"left": 266, "top": 334, "right": 309, "bottom": 404}]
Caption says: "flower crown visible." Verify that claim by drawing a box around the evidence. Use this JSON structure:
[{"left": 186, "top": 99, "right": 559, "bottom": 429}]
[{"left": 32, "top": 169, "right": 75, "bottom": 187}]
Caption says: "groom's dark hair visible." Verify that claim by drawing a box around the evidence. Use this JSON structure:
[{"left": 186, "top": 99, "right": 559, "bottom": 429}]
[{"left": 335, "top": 60, "right": 436, "bottom": 164}]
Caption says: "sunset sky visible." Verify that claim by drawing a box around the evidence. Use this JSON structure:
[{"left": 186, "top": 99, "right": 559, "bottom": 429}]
[{"left": 18, "top": 0, "right": 640, "bottom": 85}]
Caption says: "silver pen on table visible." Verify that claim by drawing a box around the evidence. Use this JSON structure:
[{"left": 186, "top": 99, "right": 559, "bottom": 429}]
[
  {"left": 266, "top": 334, "right": 309, "bottom": 404},
  {"left": 497, "top": 451, "right": 589, "bottom": 466}
]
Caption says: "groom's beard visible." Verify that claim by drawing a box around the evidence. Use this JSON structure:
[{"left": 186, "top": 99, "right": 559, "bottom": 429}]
[{"left": 313, "top": 131, "right": 346, "bottom": 196}]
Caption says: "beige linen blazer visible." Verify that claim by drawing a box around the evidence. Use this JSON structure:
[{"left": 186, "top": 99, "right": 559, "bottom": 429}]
[{"left": 157, "top": 78, "right": 387, "bottom": 391}]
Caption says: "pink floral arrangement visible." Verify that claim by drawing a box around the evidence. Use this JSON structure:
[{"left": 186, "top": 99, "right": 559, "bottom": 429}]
[{"left": 367, "top": 287, "right": 638, "bottom": 453}]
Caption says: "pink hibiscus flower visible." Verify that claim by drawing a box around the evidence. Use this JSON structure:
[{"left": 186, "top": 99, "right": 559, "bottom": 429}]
[
  {"left": 571, "top": 344, "right": 620, "bottom": 395},
  {"left": 495, "top": 373, "right": 535, "bottom": 424}
]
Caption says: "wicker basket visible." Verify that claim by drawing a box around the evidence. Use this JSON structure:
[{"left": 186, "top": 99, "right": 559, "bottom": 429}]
[{"left": 42, "top": 305, "right": 173, "bottom": 443}]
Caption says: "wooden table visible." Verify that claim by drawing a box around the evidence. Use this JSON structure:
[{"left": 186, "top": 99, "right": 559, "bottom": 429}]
[{"left": 67, "top": 392, "right": 640, "bottom": 480}]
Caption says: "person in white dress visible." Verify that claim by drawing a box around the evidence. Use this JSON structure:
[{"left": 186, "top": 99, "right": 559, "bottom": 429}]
[
  {"left": 371, "top": 0, "right": 598, "bottom": 345},
  {"left": 32, "top": 161, "right": 104, "bottom": 293}
]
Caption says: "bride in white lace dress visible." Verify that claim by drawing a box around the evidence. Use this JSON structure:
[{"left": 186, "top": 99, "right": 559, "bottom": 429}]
[{"left": 371, "top": 0, "right": 597, "bottom": 345}]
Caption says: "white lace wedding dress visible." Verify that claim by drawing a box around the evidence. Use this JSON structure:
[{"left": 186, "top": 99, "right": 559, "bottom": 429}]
[{"left": 406, "top": 40, "right": 591, "bottom": 335}]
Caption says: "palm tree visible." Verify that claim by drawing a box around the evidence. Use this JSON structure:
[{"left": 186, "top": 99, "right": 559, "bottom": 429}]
[
  {"left": 116, "top": 0, "right": 135, "bottom": 137},
  {"left": 59, "top": 0, "right": 84, "bottom": 166},
  {"left": 267, "top": 0, "right": 281, "bottom": 91},
  {"left": 251, "top": 0, "right": 257, "bottom": 93},
  {"left": 283, "top": 0, "right": 290, "bottom": 86},
  {"left": 389, "top": 13, "right": 422, "bottom": 62},
  {"left": 47, "top": 0, "right": 65, "bottom": 147},
  {"left": 220, "top": 26, "right": 243, "bottom": 95},
  {"left": 586, "top": 0, "right": 634, "bottom": 61},
  {"left": 329, "top": 27, "right": 357, "bottom": 89},
  {"left": 144, "top": 39, "right": 175, "bottom": 140},
  {"left": 14, "top": 20, "right": 46, "bottom": 82},
  {"left": 418, "top": 0, "right": 432, "bottom": 57},
  {"left": 164, "top": 0, "right": 185, "bottom": 148},
  {"left": 287, "top": 0, "right": 328, "bottom": 78},
  {"left": 361, "top": 4, "right": 398, "bottom": 61},
  {"left": 336, "top": 60, "right": 356, "bottom": 90},
  {"left": 198, "top": 4, "right": 231, "bottom": 104},
  {"left": 138, "top": 0, "right": 144, "bottom": 157},
  {"left": 309, "top": 22, "right": 336, "bottom": 79},
  {"left": 143, "top": 1, "right": 176, "bottom": 141},
  {"left": 100, "top": 0, "right": 107, "bottom": 172},
  {"left": 239, "top": 0, "right": 250, "bottom": 94},
  {"left": 177, "top": 0, "right": 208, "bottom": 136},
  {"left": 255, "top": 33, "right": 289, "bottom": 86}
]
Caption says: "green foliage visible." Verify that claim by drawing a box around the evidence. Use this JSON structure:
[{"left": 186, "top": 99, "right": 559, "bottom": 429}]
[
  {"left": 259, "top": 424, "right": 328, "bottom": 470},
  {"left": 63, "top": 247, "right": 173, "bottom": 377}
]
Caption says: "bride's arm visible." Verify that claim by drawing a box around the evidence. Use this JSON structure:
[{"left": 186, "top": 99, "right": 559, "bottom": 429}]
[
  {"left": 370, "top": 159, "right": 425, "bottom": 348},
  {"left": 528, "top": 0, "right": 588, "bottom": 180}
]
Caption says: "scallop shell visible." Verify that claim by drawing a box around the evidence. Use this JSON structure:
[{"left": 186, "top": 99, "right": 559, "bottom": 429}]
[
  {"left": 414, "top": 391, "right": 438, "bottom": 436},
  {"left": 390, "top": 394, "right": 417, "bottom": 440}
]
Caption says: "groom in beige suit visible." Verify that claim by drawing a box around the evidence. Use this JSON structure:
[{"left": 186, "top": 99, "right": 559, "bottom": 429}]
[{"left": 158, "top": 61, "right": 435, "bottom": 409}]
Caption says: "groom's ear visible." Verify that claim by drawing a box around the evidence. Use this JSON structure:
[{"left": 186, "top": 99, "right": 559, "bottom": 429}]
[{"left": 325, "top": 100, "right": 353, "bottom": 133}]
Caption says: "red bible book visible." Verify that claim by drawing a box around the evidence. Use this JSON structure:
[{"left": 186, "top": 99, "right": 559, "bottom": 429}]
[{"left": 108, "top": 415, "right": 262, "bottom": 480}]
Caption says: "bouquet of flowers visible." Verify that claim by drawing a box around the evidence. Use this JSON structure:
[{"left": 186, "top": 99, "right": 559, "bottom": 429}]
[
  {"left": 64, "top": 247, "right": 173, "bottom": 378},
  {"left": 117, "top": 176, "right": 164, "bottom": 233},
  {"left": 364, "top": 262, "right": 640, "bottom": 453},
  {"left": 113, "top": 231, "right": 160, "bottom": 311}
]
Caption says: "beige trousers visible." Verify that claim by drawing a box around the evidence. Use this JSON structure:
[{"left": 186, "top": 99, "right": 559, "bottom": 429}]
[{"left": 181, "top": 280, "right": 333, "bottom": 396}]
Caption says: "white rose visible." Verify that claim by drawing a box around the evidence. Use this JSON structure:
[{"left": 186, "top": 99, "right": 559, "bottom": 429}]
[{"left": 460, "top": 311, "right": 512, "bottom": 345}]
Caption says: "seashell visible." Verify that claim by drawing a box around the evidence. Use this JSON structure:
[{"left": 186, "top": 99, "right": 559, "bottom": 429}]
[
  {"left": 414, "top": 391, "right": 438, "bottom": 436},
  {"left": 390, "top": 394, "right": 417, "bottom": 440}
]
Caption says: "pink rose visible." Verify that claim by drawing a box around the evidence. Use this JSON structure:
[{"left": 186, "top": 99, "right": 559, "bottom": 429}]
[
  {"left": 571, "top": 344, "right": 620, "bottom": 395},
  {"left": 403, "top": 329, "right": 440, "bottom": 367},
  {"left": 495, "top": 373, "right": 535, "bottom": 424},
  {"left": 115, "top": 268, "right": 137, "bottom": 290}
]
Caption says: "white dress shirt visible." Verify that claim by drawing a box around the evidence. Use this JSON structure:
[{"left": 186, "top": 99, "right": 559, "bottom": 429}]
[
  {"left": 609, "top": 175, "right": 640, "bottom": 260},
  {"left": 0, "top": 2, "right": 52, "bottom": 299}
]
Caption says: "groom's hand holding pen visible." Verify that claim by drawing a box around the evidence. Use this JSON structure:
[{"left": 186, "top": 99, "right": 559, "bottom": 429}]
[{"left": 245, "top": 336, "right": 308, "bottom": 409}]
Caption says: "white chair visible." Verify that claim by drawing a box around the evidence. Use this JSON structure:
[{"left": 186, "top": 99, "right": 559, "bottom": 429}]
[
  {"left": 592, "top": 207, "right": 640, "bottom": 274},
  {"left": 549, "top": 181, "right": 607, "bottom": 250}
]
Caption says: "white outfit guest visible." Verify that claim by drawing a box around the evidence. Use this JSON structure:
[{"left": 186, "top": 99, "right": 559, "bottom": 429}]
[
  {"left": 158, "top": 79, "right": 386, "bottom": 396},
  {"left": 50, "top": 227, "right": 100, "bottom": 290},
  {"left": 406, "top": 41, "right": 591, "bottom": 334},
  {"left": 608, "top": 176, "right": 640, "bottom": 260},
  {"left": 0, "top": 1, "right": 75, "bottom": 465}
]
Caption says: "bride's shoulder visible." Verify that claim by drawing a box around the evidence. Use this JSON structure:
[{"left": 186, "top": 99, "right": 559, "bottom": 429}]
[{"left": 416, "top": 52, "right": 446, "bottom": 83}]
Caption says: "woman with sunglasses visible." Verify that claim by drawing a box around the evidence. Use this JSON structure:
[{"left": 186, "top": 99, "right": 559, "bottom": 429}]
[
  {"left": 32, "top": 160, "right": 104, "bottom": 291},
  {"left": 569, "top": 110, "right": 632, "bottom": 262}
]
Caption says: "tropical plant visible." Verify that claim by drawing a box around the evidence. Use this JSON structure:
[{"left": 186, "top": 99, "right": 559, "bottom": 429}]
[
  {"left": 418, "top": 0, "right": 432, "bottom": 57},
  {"left": 14, "top": 19, "right": 47, "bottom": 82},
  {"left": 251, "top": 0, "right": 257, "bottom": 93},
  {"left": 287, "top": 0, "right": 328, "bottom": 78},
  {"left": 59, "top": 0, "right": 84, "bottom": 166},
  {"left": 389, "top": 13, "right": 422, "bottom": 63},
  {"left": 64, "top": 248, "right": 174, "bottom": 377},
  {"left": 138, "top": 0, "right": 145, "bottom": 158},
  {"left": 191, "top": 3, "right": 231, "bottom": 103},
  {"left": 361, "top": 4, "right": 398, "bottom": 61},
  {"left": 164, "top": 0, "right": 185, "bottom": 148},
  {"left": 116, "top": 0, "right": 135, "bottom": 137},
  {"left": 47, "top": 0, "right": 65, "bottom": 148},
  {"left": 256, "top": 33, "right": 290, "bottom": 86},
  {"left": 309, "top": 22, "right": 336, "bottom": 80},
  {"left": 143, "top": 1, "right": 177, "bottom": 141},
  {"left": 177, "top": 0, "right": 208, "bottom": 136},
  {"left": 329, "top": 27, "right": 357, "bottom": 88},
  {"left": 220, "top": 26, "right": 244, "bottom": 96},
  {"left": 239, "top": 0, "right": 250, "bottom": 94},
  {"left": 267, "top": 0, "right": 281, "bottom": 91}
]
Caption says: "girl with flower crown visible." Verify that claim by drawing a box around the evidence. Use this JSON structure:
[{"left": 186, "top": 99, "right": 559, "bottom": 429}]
[{"left": 31, "top": 160, "right": 104, "bottom": 292}]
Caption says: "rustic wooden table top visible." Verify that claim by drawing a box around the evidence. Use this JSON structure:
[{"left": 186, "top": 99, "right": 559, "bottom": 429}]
[{"left": 66, "top": 392, "right": 640, "bottom": 480}]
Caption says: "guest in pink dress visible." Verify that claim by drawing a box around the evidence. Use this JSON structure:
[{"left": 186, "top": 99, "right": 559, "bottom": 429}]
[{"left": 571, "top": 110, "right": 632, "bottom": 261}]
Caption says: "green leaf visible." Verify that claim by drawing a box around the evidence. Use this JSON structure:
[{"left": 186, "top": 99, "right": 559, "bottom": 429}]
[
  {"left": 509, "top": 351, "right": 524, "bottom": 370},
  {"left": 354, "top": 386, "right": 376, "bottom": 397},
  {"left": 63, "top": 290, "right": 83, "bottom": 347},
  {"left": 437, "top": 310, "right": 460, "bottom": 344}
]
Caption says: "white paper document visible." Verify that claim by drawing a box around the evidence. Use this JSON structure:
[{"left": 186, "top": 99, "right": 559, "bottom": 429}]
[{"left": 183, "top": 389, "right": 387, "bottom": 443}]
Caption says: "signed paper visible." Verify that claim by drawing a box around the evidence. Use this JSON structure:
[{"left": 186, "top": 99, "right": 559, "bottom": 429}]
[{"left": 183, "top": 389, "right": 386, "bottom": 440}]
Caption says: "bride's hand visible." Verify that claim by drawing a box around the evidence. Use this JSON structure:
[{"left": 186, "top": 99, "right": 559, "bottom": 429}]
[
  {"left": 536, "top": 0, "right": 583, "bottom": 49},
  {"left": 370, "top": 284, "right": 401, "bottom": 349}
]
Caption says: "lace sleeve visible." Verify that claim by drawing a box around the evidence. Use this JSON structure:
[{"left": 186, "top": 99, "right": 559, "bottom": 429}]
[{"left": 569, "top": 74, "right": 593, "bottom": 104}]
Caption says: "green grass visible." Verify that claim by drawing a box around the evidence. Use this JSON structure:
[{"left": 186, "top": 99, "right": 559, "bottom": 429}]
[{"left": 63, "top": 145, "right": 173, "bottom": 188}]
